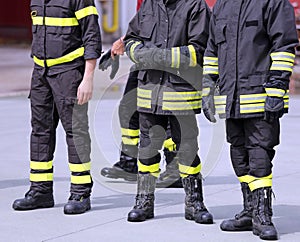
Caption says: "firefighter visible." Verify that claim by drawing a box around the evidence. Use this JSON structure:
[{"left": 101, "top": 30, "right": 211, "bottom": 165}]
[
  {"left": 99, "top": 0, "right": 182, "bottom": 188},
  {"left": 124, "top": 0, "right": 213, "bottom": 223},
  {"left": 202, "top": 0, "right": 298, "bottom": 239},
  {"left": 12, "top": 0, "right": 102, "bottom": 214}
]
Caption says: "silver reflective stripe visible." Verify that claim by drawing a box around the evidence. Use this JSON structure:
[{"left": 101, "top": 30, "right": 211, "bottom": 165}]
[
  {"left": 240, "top": 94, "right": 266, "bottom": 104},
  {"left": 163, "top": 91, "right": 201, "bottom": 101}
]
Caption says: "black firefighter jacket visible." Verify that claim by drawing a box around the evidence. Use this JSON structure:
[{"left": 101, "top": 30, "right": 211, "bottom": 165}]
[
  {"left": 203, "top": 0, "right": 298, "bottom": 119},
  {"left": 30, "top": 0, "right": 102, "bottom": 75},
  {"left": 124, "top": 0, "right": 211, "bottom": 115}
]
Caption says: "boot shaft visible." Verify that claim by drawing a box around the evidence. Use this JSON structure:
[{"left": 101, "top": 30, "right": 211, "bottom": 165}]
[
  {"left": 240, "top": 182, "right": 253, "bottom": 216},
  {"left": 253, "top": 187, "right": 273, "bottom": 225},
  {"left": 182, "top": 174, "right": 204, "bottom": 206}
]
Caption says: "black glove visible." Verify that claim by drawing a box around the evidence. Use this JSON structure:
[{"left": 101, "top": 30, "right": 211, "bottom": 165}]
[
  {"left": 202, "top": 90, "right": 216, "bottom": 123},
  {"left": 98, "top": 49, "right": 120, "bottom": 79},
  {"left": 264, "top": 96, "right": 284, "bottom": 123},
  {"left": 134, "top": 47, "right": 168, "bottom": 68}
]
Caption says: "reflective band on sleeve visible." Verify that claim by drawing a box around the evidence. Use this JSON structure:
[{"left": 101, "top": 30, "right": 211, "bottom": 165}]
[
  {"left": 188, "top": 45, "right": 197, "bottom": 67},
  {"left": 265, "top": 88, "right": 286, "bottom": 97},
  {"left": 270, "top": 52, "right": 295, "bottom": 72},
  {"left": 71, "top": 175, "right": 92, "bottom": 184},
  {"left": 33, "top": 47, "right": 84, "bottom": 67},
  {"left": 69, "top": 162, "right": 91, "bottom": 172},
  {"left": 203, "top": 66, "right": 219, "bottom": 75},
  {"left": 214, "top": 95, "right": 226, "bottom": 105},
  {"left": 171, "top": 47, "right": 180, "bottom": 68},
  {"left": 202, "top": 87, "right": 210, "bottom": 97},
  {"left": 30, "top": 160, "right": 53, "bottom": 170},
  {"left": 203, "top": 56, "right": 218, "bottom": 74},
  {"left": 30, "top": 173, "right": 53, "bottom": 182},
  {"left": 121, "top": 128, "right": 139, "bottom": 137},
  {"left": 163, "top": 138, "right": 176, "bottom": 151},
  {"left": 138, "top": 160, "right": 160, "bottom": 173},
  {"left": 129, "top": 41, "right": 142, "bottom": 63},
  {"left": 270, "top": 52, "right": 295, "bottom": 62},
  {"left": 75, "top": 6, "right": 98, "bottom": 20},
  {"left": 178, "top": 163, "right": 201, "bottom": 175}
]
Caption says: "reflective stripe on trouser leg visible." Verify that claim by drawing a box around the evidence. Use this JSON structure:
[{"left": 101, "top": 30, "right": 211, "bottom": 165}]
[{"left": 30, "top": 161, "right": 54, "bottom": 190}]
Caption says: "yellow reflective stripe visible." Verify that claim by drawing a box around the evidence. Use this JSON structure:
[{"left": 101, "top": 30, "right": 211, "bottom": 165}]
[
  {"left": 30, "top": 160, "right": 53, "bottom": 170},
  {"left": 203, "top": 66, "right": 219, "bottom": 75},
  {"left": 30, "top": 173, "right": 53, "bottom": 182},
  {"left": 163, "top": 91, "right": 201, "bottom": 101},
  {"left": 33, "top": 47, "right": 84, "bottom": 67},
  {"left": 204, "top": 56, "right": 218, "bottom": 66},
  {"left": 178, "top": 163, "right": 201, "bottom": 175},
  {"left": 122, "top": 137, "right": 139, "bottom": 145},
  {"left": 265, "top": 88, "right": 285, "bottom": 97},
  {"left": 271, "top": 52, "right": 295, "bottom": 63},
  {"left": 150, "top": 171, "right": 160, "bottom": 178},
  {"left": 137, "top": 98, "right": 151, "bottom": 109},
  {"left": 75, "top": 6, "right": 98, "bottom": 20},
  {"left": 162, "top": 101, "right": 201, "bottom": 110},
  {"left": 240, "top": 103, "right": 265, "bottom": 113},
  {"left": 248, "top": 174, "right": 273, "bottom": 191},
  {"left": 163, "top": 138, "right": 176, "bottom": 151},
  {"left": 69, "top": 162, "right": 91, "bottom": 172},
  {"left": 121, "top": 128, "right": 139, "bottom": 137},
  {"left": 188, "top": 45, "right": 197, "bottom": 67},
  {"left": 214, "top": 95, "right": 227, "bottom": 105},
  {"left": 215, "top": 104, "right": 226, "bottom": 114},
  {"left": 137, "top": 88, "right": 152, "bottom": 99},
  {"left": 171, "top": 47, "right": 180, "bottom": 68},
  {"left": 238, "top": 175, "right": 256, "bottom": 184},
  {"left": 138, "top": 160, "right": 160, "bottom": 173},
  {"left": 270, "top": 63, "right": 293, "bottom": 72},
  {"left": 71, "top": 175, "right": 92, "bottom": 184},
  {"left": 32, "top": 16, "right": 79, "bottom": 26},
  {"left": 202, "top": 87, "right": 210, "bottom": 97},
  {"left": 240, "top": 93, "right": 266, "bottom": 104},
  {"left": 130, "top": 41, "right": 142, "bottom": 63},
  {"left": 284, "top": 99, "right": 289, "bottom": 108}
]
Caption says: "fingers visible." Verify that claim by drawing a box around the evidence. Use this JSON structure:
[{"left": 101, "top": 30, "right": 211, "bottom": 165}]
[{"left": 77, "top": 89, "right": 92, "bottom": 105}]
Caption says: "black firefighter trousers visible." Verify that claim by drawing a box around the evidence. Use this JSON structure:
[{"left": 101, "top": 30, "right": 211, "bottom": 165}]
[
  {"left": 29, "top": 66, "right": 92, "bottom": 197},
  {"left": 226, "top": 117, "right": 280, "bottom": 188}
]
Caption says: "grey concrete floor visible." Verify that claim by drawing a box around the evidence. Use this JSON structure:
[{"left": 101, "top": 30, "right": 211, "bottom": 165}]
[{"left": 0, "top": 45, "right": 300, "bottom": 242}]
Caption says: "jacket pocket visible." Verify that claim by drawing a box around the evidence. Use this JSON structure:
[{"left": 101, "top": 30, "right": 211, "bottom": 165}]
[
  {"left": 139, "top": 20, "right": 156, "bottom": 39},
  {"left": 215, "top": 23, "right": 226, "bottom": 44},
  {"left": 248, "top": 74, "right": 266, "bottom": 87}
]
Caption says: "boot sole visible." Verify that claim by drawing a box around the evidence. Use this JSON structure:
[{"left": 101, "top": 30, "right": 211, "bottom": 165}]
[
  {"left": 127, "top": 213, "right": 154, "bottom": 222},
  {"left": 253, "top": 228, "right": 278, "bottom": 240},
  {"left": 185, "top": 211, "right": 214, "bottom": 224},
  {"left": 100, "top": 172, "right": 137, "bottom": 181},
  {"left": 13, "top": 201, "right": 54, "bottom": 211},
  {"left": 64, "top": 204, "right": 91, "bottom": 215}
]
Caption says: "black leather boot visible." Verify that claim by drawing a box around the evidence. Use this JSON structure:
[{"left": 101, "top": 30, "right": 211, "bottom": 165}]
[
  {"left": 12, "top": 190, "right": 54, "bottom": 210},
  {"left": 64, "top": 194, "right": 91, "bottom": 215},
  {"left": 100, "top": 152, "right": 138, "bottom": 181},
  {"left": 182, "top": 174, "right": 213, "bottom": 224},
  {"left": 127, "top": 173, "right": 156, "bottom": 222},
  {"left": 220, "top": 182, "right": 253, "bottom": 231},
  {"left": 156, "top": 149, "right": 182, "bottom": 188},
  {"left": 252, "top": 187, "right": 278, "bottom": 240}
]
